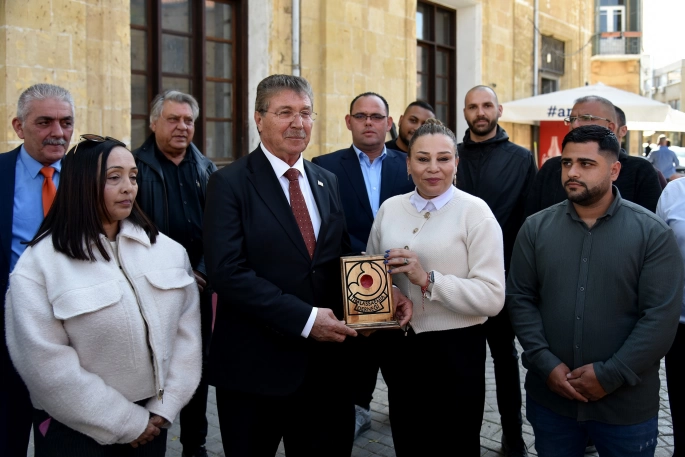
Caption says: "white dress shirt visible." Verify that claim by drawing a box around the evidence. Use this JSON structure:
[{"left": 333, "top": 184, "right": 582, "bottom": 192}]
[{"left": 261, "top": 143, "right": 319, "bottom": 337}]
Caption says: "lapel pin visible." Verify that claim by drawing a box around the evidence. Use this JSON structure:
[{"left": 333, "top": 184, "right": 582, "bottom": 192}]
[{"left": 318, "top": 180, "right": 324, "bottom": 187}]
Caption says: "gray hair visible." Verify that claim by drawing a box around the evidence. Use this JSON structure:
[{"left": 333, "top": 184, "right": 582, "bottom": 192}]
[
  {"left": 407, "top": 118, "right": 458, "bottom": 157},
  {"left": 16, "top": 84, "right": 74, "bottom": 121},
  {"left": 149, "top": 90, "right": 200, "bottom": 124},
  {"left": 255, "top": 74, "right": 314, "bottom": 113},
  {"left": 573, "top": 95, "right": 616, "bottom": 122}
]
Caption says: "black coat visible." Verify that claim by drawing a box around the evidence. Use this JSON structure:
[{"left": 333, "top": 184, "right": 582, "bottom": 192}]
[
  {"left": 203, "top": 147, "right": 351, "bottom": 395},
  {"left": 457, "top": 126, "right": 537, "bottom": 272}
]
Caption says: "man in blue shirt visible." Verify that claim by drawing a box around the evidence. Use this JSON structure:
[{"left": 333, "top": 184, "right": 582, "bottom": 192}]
[
  {"left": 647, "top": 135, "right": 682, "bottom": 181},
  {"left": 0, "top": 83, "right": 75, "bottom": 457},
  {"left": 312, "top": 92, "right": 414, "bottom": 439}
]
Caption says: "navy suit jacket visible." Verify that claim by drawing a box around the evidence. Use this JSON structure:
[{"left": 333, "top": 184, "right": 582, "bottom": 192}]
[
  {"left": 312, "top": 146, "right": 414, "bottom": 253},
  {"left": 1, "top": 147, "right": 20, "bottom": 361},
  {"left": 203, "top": 147, "right": 352, "bottom": 395}
]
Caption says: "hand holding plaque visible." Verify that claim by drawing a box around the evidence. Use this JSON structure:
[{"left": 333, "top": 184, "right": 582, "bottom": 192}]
[{"left": 340, "top": 255, "right": 401, "bottom": 329}]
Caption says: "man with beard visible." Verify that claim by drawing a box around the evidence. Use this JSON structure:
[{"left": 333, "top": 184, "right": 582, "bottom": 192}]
[
  {"left": 1, "top": 83, "right": 75, "bottom": 457},
  {"left": 456, "top": 85, "right": 537, "bottom": 457},
  {"left": 506, "top": 125, "right": 682, "bottom": 457},
  {"left": 385, "top": 100, "right": 435, "bottom": 153},
  {"left": 525, "top": 95, "right": 662, "bottom": 216}
]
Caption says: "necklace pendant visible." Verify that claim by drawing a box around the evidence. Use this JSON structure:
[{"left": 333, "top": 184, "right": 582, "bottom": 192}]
[{"left": 424, "top": 212, "right": 431, "bottom": 219}]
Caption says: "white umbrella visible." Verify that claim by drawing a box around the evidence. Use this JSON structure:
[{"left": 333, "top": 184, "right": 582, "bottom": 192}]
[
  {"left": 627, "top": 107, "right": 685, "bottom": 133},
  {"left": 499, "top": 82, "right": 671, "bottom": 124}
]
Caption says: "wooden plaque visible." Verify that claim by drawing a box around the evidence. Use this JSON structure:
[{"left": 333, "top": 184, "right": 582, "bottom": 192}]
[{"left": 340, "top": 255, "right": 400, "bottom": 329}]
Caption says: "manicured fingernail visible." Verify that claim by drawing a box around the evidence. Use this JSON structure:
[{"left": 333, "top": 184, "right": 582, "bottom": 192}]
[
  {"left": 383, "top": 260, "right": 388, "bottom": 264},
  {"left": 388, "top": 269, "right": 393, "bottom": 273},
  {"left": 385, "top": 249, "right": 390, "bottom": 253}
]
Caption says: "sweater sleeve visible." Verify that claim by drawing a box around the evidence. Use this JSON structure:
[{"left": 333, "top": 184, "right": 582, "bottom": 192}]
[
  {"left": 5, "top": 273, "right": 150, "bottom": 445},
  {"left": 425, "top": 215, "right": 505, "bottom": 317},
  {"left": 145, "top": 253, "right": 202, "bottom": 424}
]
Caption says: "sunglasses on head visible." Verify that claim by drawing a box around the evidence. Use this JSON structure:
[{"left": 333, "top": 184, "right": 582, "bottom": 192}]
[{"left": 70, "top": 134, "right": 126, "bottom": 155}]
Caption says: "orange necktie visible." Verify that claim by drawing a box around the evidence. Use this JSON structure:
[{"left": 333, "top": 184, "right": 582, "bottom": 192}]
[{"left": 40, "top": 166, "right": 57, "bottom": 217}]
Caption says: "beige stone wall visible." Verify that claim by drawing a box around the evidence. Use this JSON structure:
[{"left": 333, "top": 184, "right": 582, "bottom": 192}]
[
  {"left": 481, "top": 0, "right": 594, "bottom": 152},
  {"left": 590, "top": 58, "right": 642, "bottom": 94},
  {"left": 269, "top": 0, "right": 417, "bottom": 159},
  {"left": 0, "top": 0, "right": 131, "bottom": 153}
]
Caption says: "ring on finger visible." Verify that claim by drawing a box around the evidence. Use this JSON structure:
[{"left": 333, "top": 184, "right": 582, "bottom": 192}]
[{"left": 404, "top": 258, "right": 409, "bottom": 265}]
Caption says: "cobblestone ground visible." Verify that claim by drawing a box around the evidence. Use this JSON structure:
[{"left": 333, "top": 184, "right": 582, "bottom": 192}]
[{"left": 28, "top": 339, "right": 675, "bottom": 456}]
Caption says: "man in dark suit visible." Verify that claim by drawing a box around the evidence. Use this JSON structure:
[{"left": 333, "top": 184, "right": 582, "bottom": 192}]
[
  {"left": 204, "top": 75, "right": 411, "bottom": 456},
  {"left": 312, "top": 92, "right": 415, "bottom": 438},
  {"left": 1, "top": 83, "right": 75, "bottom": 457}
]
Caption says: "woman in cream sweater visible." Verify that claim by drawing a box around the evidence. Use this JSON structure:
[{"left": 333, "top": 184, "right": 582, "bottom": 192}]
[
  {"left": 367, "top": 119, "right": 505, "bottom": 456},
  {"left": 5, "top": 136, "right": 201, "bottom": 456}
]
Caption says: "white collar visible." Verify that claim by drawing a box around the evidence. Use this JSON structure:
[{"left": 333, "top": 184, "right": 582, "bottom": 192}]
[
  {"left": 409, "top": 186, "right": 456, "bottom": 213},
  {"left": 261, "top": 143, "right": 306, "bottom": 178}
]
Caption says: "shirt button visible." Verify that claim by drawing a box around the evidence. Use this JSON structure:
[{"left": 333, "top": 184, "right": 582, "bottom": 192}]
[
  {"left": 180, "top": 183, "right": 183, "bottom": 186},
  {"left": 575, "top": 344, "right": 580, "bottom": 349},
  {"left": 577, "top": 316, "right": 581, "bottom": 320},
  {"left": 404, "top": 246, "right": 409, "bottom": 250},
  {"left": 580, "top": 287, "right": 585, "bottom": 291},
  {"left": 587, "top": 232, "right": 592, "bottom": 236},
  {"left": 413, "top": 228, "right": 418, "bottom": 234},
  {"left": 184, "top": 201, "right": 187, "bottom": 204},
  {"left": 582, "top": 258, "right": 588, "bottom": 262}
]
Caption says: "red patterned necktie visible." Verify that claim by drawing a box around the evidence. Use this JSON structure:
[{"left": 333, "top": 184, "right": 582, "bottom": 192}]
[
  {"left": 284, "top": 168, "right": 316, "bottom": 258},
  {"left": 39, "top": 167, "right": 57, "bottom": 217}
]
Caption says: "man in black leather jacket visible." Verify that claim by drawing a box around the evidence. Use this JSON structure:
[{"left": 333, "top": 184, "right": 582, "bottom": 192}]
[
  {"left": 457, "top": 85, "right": 537, "bottom": 457},
  {"left": 133, "top": 90, "right": 217, "bottom": 457}
]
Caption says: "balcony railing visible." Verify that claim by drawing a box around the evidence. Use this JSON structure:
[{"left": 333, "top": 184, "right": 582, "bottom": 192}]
[{"left": 592, "top": 31, "right": 642, "bottom": 56}]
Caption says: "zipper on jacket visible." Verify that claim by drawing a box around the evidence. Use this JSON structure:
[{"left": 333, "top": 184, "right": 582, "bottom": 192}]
[{"left": 113, "top": 238, "right": 164, "bottom": 403}]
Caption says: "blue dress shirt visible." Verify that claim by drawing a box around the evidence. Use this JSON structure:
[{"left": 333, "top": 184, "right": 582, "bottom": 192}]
[
  {"left": 647, "top": 146, "right": 679, "bottom": 178},
  {"left": 353, "top": 145, "right": 387, "bottom": 217},
  {"left": 11, "top": 146, "right": 61, "bottom": 270}
]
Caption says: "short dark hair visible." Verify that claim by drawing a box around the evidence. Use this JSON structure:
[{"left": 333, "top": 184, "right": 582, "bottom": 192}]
[
  {"left": 349, "top": 92, "right": 390, "bottom": 115},
  {"left": 407, "top": 118, "right": 458, "bottom": 157},
  {"left": 29, "top": 139, "right": 158, "bottom": 261},
  {"left": 614, "top": 106, "right": 626, "bottom": 128},
  {"left": 561, "top": 125, "right": 620, "bottom": 161},
  {"left": 255, "top": 74, "right": 314, "bottom": 113},
  {"left": 405, "top": 100, "right": 435, "bottom": 115}
]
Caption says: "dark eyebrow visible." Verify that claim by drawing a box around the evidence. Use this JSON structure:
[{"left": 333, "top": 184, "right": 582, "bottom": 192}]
[{"left": 107, "top": 166, "right": 138, "bottom": 171}]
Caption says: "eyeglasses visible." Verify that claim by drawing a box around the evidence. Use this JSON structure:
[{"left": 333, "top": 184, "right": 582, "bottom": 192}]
[
  {"left": 265, "top": 110, "right": 317, "bottom": 122},
  {"left": 351, "top": 113, "right": 387, "bottom": 123},
  {"left": 70, "top": 134, "right": 126, "bottom": 155},
  {"left": 563, "top": 114, "right": 613, "bottom": 126}
]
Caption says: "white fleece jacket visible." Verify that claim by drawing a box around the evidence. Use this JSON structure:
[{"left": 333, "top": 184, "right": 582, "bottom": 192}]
[
  {"left": 367, "top": 189, "right": 506, "bottom": 334},
  {"left": 5, "top": 220, "right": 201, "bottom": 445}
]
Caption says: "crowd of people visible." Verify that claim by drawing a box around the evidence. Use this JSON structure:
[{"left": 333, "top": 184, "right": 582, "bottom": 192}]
[{"left": 0, "top": 76, "right": 683, "bottom": 457}]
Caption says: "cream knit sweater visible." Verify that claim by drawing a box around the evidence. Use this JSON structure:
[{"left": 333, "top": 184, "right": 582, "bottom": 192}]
[{"left": 367, "top": 188, "right": 505, "bottom": 334}]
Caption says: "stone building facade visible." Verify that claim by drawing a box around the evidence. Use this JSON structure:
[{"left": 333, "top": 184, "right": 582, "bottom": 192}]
[{"left": 1, "top": 0, "right": 596, "bottom": 161}]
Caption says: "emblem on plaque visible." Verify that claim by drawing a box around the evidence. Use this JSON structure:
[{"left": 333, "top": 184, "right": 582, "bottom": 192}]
[{"left": 340, "top": 255, "right": 400, "bottom": 329}]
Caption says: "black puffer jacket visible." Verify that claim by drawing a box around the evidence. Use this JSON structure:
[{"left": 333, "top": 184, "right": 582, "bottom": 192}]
[
  {"left": 132, "top": 134, "right": 217, "bottom": 273},
  {"left": 457, "top": 126, "right": 537, "bottom": 272}
]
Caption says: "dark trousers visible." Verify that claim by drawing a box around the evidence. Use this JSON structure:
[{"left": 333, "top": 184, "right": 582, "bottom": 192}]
[
  {"left": 215, "top": 357, "right": 354, "bottom": 457},
  {"left": 31, "top": 408, "right": 167, "bottom": 457},
  {"left": 179, "top": 289, "right": 213, "bottom": 455},
  {"left": 0, "top": 363, "right": 33, "bottom": 457},
  {"left": 350, "top": 329, "right": 405, "bottom": 409},
  {"left": 667, "top": 323, "right": 685, "bottom": 457},
  {"left": 485, "top": 305, "right": 524, "bottom": 443},
  {"left": 389, "top": 325, "right": 486, "bottom": 457}
]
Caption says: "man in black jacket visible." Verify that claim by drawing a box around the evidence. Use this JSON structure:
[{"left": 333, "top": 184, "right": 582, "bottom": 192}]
[
  {"left": 525, "top": 96, "right": 661, "bottom": 216},
  {"left": 457, "top": 85, "right": 537, "bottom": 457},
  {"left": 133, "top": 90, "right": 217, "bottom": 457}
]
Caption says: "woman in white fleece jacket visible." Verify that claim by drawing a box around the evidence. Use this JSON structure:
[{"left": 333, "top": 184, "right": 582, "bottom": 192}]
[
  {"left": 366, "top": 119, "right": 505, "bottom": 457},
  {"left": 5, "top": 136, "right": 201, "bottom": 456}
]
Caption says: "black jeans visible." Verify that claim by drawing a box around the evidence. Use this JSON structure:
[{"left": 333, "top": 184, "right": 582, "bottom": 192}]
[
  {"left": 389, "top": 325, "right": 486, "bottom": 457},
  {"left": 179, "top": 289, "right": 213, "bottom": 455},
  {"left": 484, "top": 305, "right": 524, "bottom": 443},
  {"left": 667, "top": 323, "right": 685, "bottom": 457},
  {"left": 32, "top": 407, "right": 167, "bottom": 457}
]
